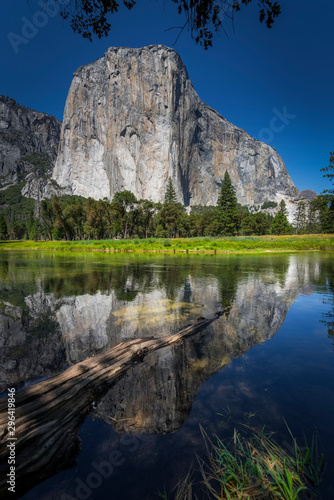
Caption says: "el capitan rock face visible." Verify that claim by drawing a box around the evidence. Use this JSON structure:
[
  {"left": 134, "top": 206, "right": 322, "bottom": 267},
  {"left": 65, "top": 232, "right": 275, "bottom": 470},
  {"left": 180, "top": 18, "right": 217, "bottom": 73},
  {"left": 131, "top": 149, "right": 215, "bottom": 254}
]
[{"left": 52, "top": 45, "right": 300, "bottom": 211}]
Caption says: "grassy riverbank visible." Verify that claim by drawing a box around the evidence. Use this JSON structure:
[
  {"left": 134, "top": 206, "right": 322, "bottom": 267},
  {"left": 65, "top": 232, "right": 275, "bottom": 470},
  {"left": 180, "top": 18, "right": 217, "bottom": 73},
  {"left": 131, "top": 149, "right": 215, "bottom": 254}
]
[{"left": 1, "top": 234, "right": 334, "bottom": 254}]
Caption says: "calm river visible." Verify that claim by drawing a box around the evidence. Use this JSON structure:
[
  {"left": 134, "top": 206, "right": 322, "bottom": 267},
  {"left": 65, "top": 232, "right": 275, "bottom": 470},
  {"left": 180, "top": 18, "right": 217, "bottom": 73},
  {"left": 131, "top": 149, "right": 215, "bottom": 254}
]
[{"left": 0, "top": 251, "right": 334, "bottom": 499}]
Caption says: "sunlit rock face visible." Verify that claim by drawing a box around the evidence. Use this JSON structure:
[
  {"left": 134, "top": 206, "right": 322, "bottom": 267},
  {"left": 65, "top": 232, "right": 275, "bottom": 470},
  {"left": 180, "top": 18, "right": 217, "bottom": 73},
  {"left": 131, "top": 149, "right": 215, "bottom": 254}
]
[{"left": 52, "top": 45, "right": 300, "bottom": 217}]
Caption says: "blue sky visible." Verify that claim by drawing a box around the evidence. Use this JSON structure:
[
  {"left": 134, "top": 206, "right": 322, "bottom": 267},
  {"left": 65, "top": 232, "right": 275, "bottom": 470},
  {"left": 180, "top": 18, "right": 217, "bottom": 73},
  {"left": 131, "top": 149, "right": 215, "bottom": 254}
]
[{"left": 0, "top": 0, "right": 333, "bottom": 194}]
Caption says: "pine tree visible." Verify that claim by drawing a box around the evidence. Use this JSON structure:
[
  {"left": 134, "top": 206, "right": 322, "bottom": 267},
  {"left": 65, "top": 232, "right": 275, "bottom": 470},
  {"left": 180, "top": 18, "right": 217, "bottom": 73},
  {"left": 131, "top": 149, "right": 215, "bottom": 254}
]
[
  {"left": 0, "top": 214, "right": 8, "bottom": 240},
  {"left": 271, "top": 199, "right": 291, "bottom": 235},
  {"left": 214, "top": 171, "right": 239, "bottom": 236},
  {"left": 294, "top": 200, "right": 307, "bottom": 234},
  {"left": 164, "top": 178, "right": 177, "bottom": 205},
  {"left": 279, "top": 199, "right": 287, "bottom": 214},
  {"left": 319, "top": 147, "right": 334, "bottom": 232},
  {"left": 321, "top": 146, "right": 334, "bottom": 194}
]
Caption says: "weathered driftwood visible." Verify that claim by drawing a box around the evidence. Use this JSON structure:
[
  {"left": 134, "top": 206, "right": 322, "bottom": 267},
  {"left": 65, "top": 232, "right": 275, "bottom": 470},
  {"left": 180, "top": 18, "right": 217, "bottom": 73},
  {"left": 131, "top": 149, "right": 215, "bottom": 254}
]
[{"left": 0, "top": 310, "right": 227, "bottom": 498}]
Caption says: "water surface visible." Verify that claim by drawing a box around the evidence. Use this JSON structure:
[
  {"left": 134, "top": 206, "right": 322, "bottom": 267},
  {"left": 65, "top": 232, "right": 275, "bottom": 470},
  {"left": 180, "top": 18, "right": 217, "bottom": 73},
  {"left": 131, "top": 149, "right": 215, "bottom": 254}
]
[{"left": 0, "top": 251, "right": 333, "bottom": 499}]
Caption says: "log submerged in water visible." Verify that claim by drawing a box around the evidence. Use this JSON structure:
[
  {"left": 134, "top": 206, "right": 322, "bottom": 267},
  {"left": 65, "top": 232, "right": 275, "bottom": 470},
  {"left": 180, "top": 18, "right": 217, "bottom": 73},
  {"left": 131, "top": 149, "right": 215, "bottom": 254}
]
[{"left": 0, "top": 309, "right": 228, "bottom": 498}]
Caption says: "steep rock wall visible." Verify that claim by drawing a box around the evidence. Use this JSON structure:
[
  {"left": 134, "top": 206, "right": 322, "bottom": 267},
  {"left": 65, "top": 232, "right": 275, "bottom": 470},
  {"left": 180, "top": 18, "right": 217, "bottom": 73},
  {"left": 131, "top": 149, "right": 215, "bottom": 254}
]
[
  {"left": 52, "top": 45, "right": 300, "bottom": 212},
  {"left": 0, "top": 96, "right": 61, "bottom": 191}
]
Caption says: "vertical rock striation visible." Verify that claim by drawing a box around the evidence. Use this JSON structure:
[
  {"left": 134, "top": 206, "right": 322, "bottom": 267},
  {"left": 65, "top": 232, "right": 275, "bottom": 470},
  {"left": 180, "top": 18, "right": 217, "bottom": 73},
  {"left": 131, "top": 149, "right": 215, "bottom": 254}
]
[
  {"left": 52, "top": 45, "right": 300, "bottom": 212},
  {"left": 0, "top": 96, "right": 61, "bottom": 191}
]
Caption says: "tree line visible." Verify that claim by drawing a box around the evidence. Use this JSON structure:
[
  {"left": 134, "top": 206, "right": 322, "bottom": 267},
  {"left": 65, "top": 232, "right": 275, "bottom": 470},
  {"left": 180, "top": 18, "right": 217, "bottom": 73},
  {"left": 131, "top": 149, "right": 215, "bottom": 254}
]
[{"left": 1, "top": 164, "right": 333, "bottom": 241}]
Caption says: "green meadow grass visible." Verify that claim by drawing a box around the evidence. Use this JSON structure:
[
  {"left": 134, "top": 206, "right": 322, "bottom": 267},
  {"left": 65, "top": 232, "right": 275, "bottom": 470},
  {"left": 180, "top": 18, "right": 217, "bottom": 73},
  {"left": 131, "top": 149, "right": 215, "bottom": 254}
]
[{"left": 1, "top": 234, "right": 334, "bottom": 254}]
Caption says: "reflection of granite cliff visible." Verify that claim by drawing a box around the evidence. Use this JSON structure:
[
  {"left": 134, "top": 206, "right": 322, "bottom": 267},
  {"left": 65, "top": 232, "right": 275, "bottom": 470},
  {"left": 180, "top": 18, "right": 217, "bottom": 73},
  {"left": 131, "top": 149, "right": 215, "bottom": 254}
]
[
  {"left": 1, "top": 255, "right": 320, "bottom": 405},
  {"left": 90, "top": 277, "right": 295, "bottom": 434},
  {"left": 0, "top": 290, "right": 66, "bottom": 393},
  {"left": 94, "top": 262, "right": 318, "bottom": 435},
  {"left": 0, "top": 285, "right": 203, "bottom": 392}
]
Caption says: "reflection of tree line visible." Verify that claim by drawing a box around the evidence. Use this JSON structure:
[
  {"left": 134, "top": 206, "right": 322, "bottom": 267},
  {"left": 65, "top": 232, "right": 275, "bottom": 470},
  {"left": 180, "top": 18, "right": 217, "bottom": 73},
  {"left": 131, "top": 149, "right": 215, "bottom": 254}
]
[
  {"left": 40, "top": 258, "right": 244, "bottom": 306},
  {"left": 2, "top": 253, "right": 334, "bottom": 334},
  {"left": 2, "top": 254, "right": 325, "bottom": 306}
]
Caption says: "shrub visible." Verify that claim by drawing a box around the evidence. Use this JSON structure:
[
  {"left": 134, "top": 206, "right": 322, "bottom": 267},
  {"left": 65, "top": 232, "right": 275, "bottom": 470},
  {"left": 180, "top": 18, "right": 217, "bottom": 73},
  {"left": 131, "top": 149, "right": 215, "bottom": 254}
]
[{"left": 261, "top": 201, "right": 278, "bottom": 209}]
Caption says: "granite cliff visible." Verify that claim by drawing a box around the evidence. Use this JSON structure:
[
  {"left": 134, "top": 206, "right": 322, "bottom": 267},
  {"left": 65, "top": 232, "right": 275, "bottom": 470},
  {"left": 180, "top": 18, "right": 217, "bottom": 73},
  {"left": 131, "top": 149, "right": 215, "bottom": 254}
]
[
  {"left": 52, "top": 45, "right": 301, "bottom": 214},
  {"left": 1, "top": 46, "right": 306, "bottom": 218},
  {"left": 0, "top": 96, "right": 61, "bottom": 196}
]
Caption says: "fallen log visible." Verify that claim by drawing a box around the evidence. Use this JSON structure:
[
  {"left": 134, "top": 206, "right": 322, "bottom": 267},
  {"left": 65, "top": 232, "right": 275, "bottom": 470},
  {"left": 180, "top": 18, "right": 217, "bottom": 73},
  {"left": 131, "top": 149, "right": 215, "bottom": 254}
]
[{"left": 0, "top": 309, "right": 228, "bottom": 498}]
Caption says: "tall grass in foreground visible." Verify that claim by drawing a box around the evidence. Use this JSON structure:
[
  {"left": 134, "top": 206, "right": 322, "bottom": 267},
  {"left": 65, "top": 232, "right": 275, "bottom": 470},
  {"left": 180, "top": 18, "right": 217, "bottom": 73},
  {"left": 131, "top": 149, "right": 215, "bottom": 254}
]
[{"left": 158, "top": 415, "right": 325, "bottom": 500}]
